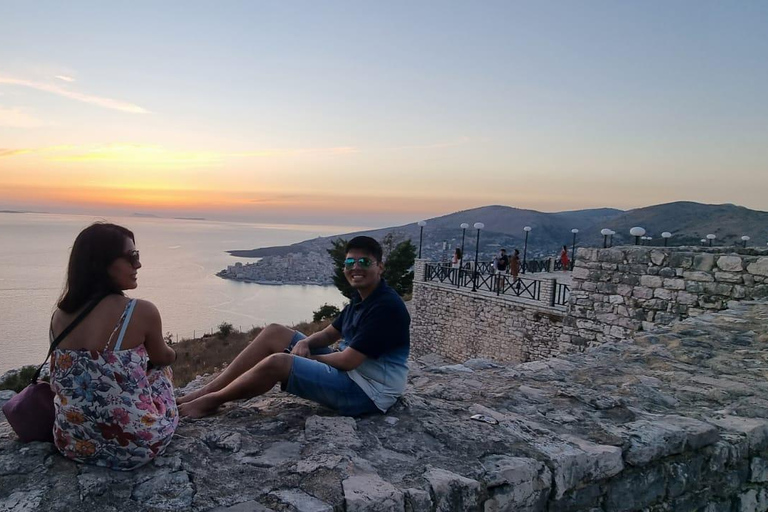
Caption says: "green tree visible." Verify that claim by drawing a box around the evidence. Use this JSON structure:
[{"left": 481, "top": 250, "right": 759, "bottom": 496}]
[
  {"left": 327, "top": 238, "right": 355, "bottom": 299},
  {"left": 383, "top": 239, "right": 416, "bottom": 296},
  {"left": 217, "top": 322, "right": 234, "bottom": 337},
  {"left": 313, "top": 303, "right": 341, "bottom": 322}
]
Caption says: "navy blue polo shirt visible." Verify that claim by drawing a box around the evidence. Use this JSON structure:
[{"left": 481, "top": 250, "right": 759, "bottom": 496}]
[
  {"left": 331, "top": 278, "right": 410, "bottom": 411},
  {"left": 332, "top": 278, "right": 410, "bottom": 359}
]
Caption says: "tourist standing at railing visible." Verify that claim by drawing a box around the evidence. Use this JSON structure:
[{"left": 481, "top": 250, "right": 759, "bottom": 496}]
[
  {"left": 493, "top": 249, "right": 509, "bottom": 292},
  {"left": 560, "top": 245, "right": 570, "bottom": 272},
  {"left": 509, "top": 249, "right": 520, "bottom": 283},
  {"left": 451, "top": 247, "right": 462, "bottom": 268}
]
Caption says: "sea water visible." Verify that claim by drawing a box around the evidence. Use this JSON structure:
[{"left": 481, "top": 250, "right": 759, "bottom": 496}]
[{"left": 0, "top": 212, "right": 355, "bottom": 373}]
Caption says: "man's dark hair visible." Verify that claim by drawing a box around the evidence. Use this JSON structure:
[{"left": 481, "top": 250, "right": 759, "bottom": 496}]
[
  {"left": 345, "top": 236, "right": 383, "bottom": 262},
  {"left": 501, "top": 248, "right": 507, "bottom": 253}
]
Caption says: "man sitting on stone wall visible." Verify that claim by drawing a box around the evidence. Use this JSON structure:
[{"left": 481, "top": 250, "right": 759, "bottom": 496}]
[{"left": 178, "top": 236, "right": 411, "bottom": 418}]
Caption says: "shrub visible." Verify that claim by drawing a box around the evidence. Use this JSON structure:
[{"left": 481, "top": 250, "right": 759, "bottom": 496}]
[
  {"left": 0, "top": 366, "right": 39, "bottom": 393},
  {"left": 313, "top": 303, "right": 341, "bottom": 323},
  {"left": 217, "top": 322, "right": 234, "bottom": 337}
]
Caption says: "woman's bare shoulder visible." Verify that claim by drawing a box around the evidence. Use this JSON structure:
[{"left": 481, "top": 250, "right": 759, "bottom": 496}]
[{"left": 132, "top": 299, "right": 161, "bottom": 320}]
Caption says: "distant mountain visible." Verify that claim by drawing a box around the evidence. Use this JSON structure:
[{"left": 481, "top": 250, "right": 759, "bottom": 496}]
[
  {"left": 228, "top": 202, "right": 767, "bottom": 261},
  {"left": 584, "top": 202, "right": 768, "bottom": 246}
]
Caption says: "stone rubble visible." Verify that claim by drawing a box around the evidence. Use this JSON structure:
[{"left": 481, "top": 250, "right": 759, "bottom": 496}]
[{"left": 1, "top": 301, "right": 768, "bottom": 511}]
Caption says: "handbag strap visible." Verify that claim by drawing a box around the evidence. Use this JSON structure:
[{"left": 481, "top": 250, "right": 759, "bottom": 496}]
[{"left": 34, "top": 295, "right": 107, "bottom": 384}]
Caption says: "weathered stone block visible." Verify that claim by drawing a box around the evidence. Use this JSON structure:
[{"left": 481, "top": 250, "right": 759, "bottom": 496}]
[
  {"left": 684, "top": 271, "right": 715, "bottom": 282},
  {"left": 424, "top": 467, "right": 481, "bottom": 512},
  {"left": 700, "top": 296, "right": 724, "bottom": 309},
  {"left": 669, "top": 252, "right": 693, "bottom": 269},
  {"left": 343, "top": 474, "right": 404, "bottom": 512},
  {"left": 627, "top": 249, "right": 650, "bottom": 264},
  {"left": 535, "top": 436, "right": 623, "bottom": 499},
  {"left": 619, "top": 420, "right": 687, "bottom": 466},
  {"left": 658, "top": 267, "right": 677, "bottom": 278},
  {"left": 618, "top": 274, "right": 640, "bottom": 286},
  {"left": 404, "top": 488, "right": 432, "bottom": 512},
  {"left": 640, "top": 275, "right": 663, "bottom": 288},
  {"left": 717, "top": 255, "right": 744, "bottom": 272},
  {"left": 750, "top": 457, "right": 768, "bottom": 483},
  {"left": 715, "top": 271, "right": 743, "bottom": 284},
  {"left": 598, "top": 249, "right": 625, "bottom": 264},
  {"left": 664, "top": 278, "right": 686, "bottom": 290},
  {"left": 482, "top": 456, "right": 551, "bottom": 512},
  {"left": 604, "top": 466, "right": 665, "bottom": 511},
  {"left": 746, "top": 257, "right": 768, "bottom": 276},
  {"left": 693, "top": 253, "right": 716, "bottom": 271},
  {"left": 632, "top": 287, "right": 654, "bottom": 299},
  {"left": 617, "top": 284, "right": 633, "bottom": 297},
  {"left": 650, "top": 250, "right": 667, "bottom": 266},
  {"left": 709, "top": 416, "right": 768, "bottom": 451},
  {"left": 653, "top": 288, "right": 675, "bottom": 300},
  {"left": 572, "top": 267, "right": 590, "bottom": 280},
  {"left": 703, "top": 282, "right": 734, "bottom": 296}
]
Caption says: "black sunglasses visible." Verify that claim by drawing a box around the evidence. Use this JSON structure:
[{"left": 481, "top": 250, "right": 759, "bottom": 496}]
[
  {"left": 344, "top": 257, "right": 375, "bottom": 270},
  {"left": 122, "top": 250, "right": 140, "bottom": 266}
]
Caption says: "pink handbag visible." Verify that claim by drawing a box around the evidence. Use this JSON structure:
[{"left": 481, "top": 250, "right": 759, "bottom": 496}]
[{"left": 2, "top": 297, "right": 104, "bottom": 443}]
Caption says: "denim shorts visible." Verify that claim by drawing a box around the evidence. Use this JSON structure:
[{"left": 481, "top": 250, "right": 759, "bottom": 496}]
[{"left": 282, "top": 331, "right": 379, "bottom": 417}]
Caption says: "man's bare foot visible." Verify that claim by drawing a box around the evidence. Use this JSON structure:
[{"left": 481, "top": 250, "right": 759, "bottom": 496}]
[
  {"left": 176, "top": 387, "right": 210, "bottom": 405},
  {"left": 178, "top": 394, "right": 223, "bottom": 418}
]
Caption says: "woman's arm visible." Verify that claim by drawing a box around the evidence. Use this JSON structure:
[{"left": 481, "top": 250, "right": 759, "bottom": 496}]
[{"left": 139, "top": 300, "right": 176, "bottom": 366}]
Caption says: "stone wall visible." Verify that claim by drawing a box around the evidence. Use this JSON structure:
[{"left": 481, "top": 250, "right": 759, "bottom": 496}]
[
  {"left": 412, "top": 248, "right": 768, "bottom": 364},
  {"left": 410, "top": 282, "right": 566, "bottom": 363},
  {"left": 564, "top": 246, "right": 768, "bottom": 350}
]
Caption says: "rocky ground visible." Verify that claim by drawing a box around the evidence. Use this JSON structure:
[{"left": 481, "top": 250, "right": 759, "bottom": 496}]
[{"left": 2, "top": 302, "right": 768, "bottom": 511}]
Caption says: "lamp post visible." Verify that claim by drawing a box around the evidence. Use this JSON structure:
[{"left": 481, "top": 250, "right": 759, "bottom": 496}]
[
  {"left": 459, "top": 223, "right": 469, "bottom": 267},
  {"left": 661, "top": 232, "right": 672, "bottom": 247},
  {"left": 570, "top": 228, "right": 579, "bottom": 270},
  {"left": 417, "top": 220, "right": 427, "bottom": 258},
  {"left": 629, "top": 227, "right": 646, "bottom": 245},
  {"left": 706, "top": 234, "right": 716, "bottom": 247},
  {"left": 741, "top": 235, "right": 750, "bottom": 248},
  {"left": 458, "top": 222, "right": 469, "bottom": 287},
  {"left": 601, "top": 228, "right": 611, "bottom": 248},
  {"left": 522, "top": 226, "right": 532, "bottom": 274},
  {"left": 471, "top": 222, "right": 484, "bottom": 292},
  {"left": 608, "top": 230, "right": 615, "bottom": 247}
]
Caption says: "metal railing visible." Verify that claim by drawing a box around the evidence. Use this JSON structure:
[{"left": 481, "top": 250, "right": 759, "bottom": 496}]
[
  {"left": 523, "top": 258, "right": 551, "bottom": 273},
  {"left": 552, "top": 282, "right": 570, "bottom": 306},
  {"left": 424, "top": 263, "right": 541, "bottom": 301}
]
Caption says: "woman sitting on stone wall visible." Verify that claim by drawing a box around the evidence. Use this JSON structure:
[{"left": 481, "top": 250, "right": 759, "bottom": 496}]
[{"left": 49, "top": 223, "right": 178, "bottom": 470}]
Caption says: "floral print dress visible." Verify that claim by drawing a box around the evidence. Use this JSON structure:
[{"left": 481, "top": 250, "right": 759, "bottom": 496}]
[{"left": 50, "top": 299, "right": 178, "bottom": 470}]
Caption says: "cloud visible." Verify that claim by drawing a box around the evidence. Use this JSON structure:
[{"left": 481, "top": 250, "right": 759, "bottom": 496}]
[
  {"left": 0, "top": 148, "right": 32, "bottom": 157},
  {"left": 0, "top": 106, "right": 47, "bottom": 128},
  {"left": 0, "top": 76, "right": 150, "bottom": 114},
  {"left": 54, "top": 75, "right": 75, "bottom": 82}
]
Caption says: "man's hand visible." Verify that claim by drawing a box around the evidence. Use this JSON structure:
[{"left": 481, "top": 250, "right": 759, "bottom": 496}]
[{"left": 291, "top": 339, "right": 311, "bottom": 357}]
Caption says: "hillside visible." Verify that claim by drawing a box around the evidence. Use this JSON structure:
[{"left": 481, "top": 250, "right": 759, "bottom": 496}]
[{"left": 228, "top": 202, "right": 767, "bottom": 261}]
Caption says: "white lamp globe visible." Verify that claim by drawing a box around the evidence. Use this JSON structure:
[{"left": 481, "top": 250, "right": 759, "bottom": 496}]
[
  {"left": 601, "top": 228, "right": 612, "bottom": 236},
  {"left": 417, "top": 220, "right": 427, "bottom": 227},
  {"left": 571, "top": 228, "right": 579, "bottom": 234},
  {"left": 523, "top": 226, "right": 532, "bottom": 232},
  {"left": 473, "top": 222, "right": 484, "bottom": 230},
  {"left": 742, "top": 235, "right": 750, "bottom": 241},
  {"left": 460, "top": 223, "right": 469, "bottom": 229},
  {"left": 662, "top": 232, "right": 672, "bottom": 239},
  {"left": 629, "top": 227, "right": 646, "bottom": 237}
]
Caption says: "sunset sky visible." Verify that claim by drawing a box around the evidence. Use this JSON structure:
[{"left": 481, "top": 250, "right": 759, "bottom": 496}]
[{"left": 1, "top": 1, "right": 767, "bottom": 227}]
